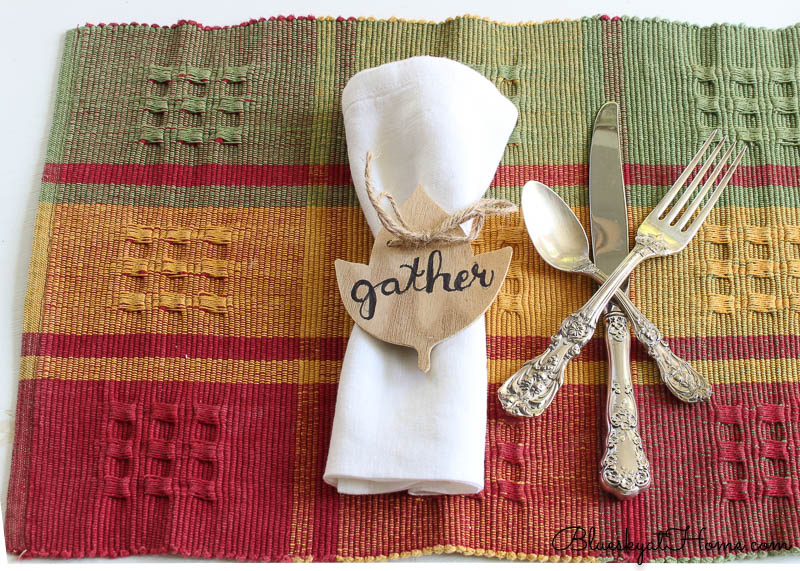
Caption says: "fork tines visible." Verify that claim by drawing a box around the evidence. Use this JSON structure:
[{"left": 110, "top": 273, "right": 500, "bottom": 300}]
[{"left": 652, "top": 130, "right": 747, "bottom": 233}]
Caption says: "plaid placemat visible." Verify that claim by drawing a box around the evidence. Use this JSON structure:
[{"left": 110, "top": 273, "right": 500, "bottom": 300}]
[{"left": 5, "top": 15, "right": 800, "bottom": 562}]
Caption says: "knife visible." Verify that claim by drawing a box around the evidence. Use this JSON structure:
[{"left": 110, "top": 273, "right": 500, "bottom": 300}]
[{"left": 589, "top": 102, "right": 651, "bottom": 499}]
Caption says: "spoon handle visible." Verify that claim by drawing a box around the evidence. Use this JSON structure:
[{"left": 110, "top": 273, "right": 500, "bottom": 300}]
[
  {"left": 585, "top": 267, "right": 711, "bottom": 403},
  {"left": 599, "top": 307, "right": 651, "bottom": 499}
]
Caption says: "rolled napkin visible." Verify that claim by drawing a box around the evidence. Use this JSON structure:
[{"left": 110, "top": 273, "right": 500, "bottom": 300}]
[{"left": 323, "top": 56, "right": 518, "bottom": 495}]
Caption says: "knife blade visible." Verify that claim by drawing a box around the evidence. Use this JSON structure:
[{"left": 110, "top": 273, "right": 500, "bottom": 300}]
[
  {"left": 590, "top": 102, "right": 629, "bottom": 285},
  {"left": 589, "top": 102, "right": 651, "bottom": 499}
]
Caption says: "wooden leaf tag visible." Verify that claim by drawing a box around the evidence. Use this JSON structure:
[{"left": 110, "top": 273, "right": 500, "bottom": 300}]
[{"left": 335, "top": 186, "right": 512, "bottom": 372}]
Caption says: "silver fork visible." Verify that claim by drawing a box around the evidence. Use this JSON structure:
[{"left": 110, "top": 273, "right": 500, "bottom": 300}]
[{"left": 499, "top": 131, "right": 746, "bottom": 417}]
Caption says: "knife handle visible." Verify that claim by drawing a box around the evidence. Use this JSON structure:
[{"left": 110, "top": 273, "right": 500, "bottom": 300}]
[
  {"left": 584, "top": 266, "right": 712, "bottom": 403},
  {"left": 599, "top": 306, "right": 651, "bottom": 499}
]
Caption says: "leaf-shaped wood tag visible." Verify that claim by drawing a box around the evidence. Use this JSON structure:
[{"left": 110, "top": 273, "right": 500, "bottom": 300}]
[{"left": 335, "top": 186, "right": 513, "bottom": 372}]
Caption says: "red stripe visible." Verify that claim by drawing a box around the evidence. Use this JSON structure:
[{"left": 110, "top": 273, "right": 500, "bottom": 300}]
[
  {"left": 21, "top": 332, "right": 800, "bottom": 362},
  {"left": 41, "top": 162, "right": 800, "bottom": 189},
  {"left": 22, "top": 333, "right": 347, "bottom": 361}
]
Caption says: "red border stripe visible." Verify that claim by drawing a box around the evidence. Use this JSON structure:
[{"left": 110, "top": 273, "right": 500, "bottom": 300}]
[
  {"left": 21, "top": 332, "right": 800, "bottom": 362},
  {"left": 41, "top": 162, "right": 800, "bottom": 189}
]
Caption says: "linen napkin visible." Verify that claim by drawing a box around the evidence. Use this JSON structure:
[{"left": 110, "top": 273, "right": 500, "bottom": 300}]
[{"left": 323, "top": 56, "right": 518, "bottom": 495}]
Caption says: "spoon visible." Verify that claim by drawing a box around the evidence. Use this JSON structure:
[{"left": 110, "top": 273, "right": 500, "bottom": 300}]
[{"left": 520, "top": 181, "right": 711, "bottom": 403}]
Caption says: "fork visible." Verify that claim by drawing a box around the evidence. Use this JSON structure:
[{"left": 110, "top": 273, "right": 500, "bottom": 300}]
[{"left": 499, "top": 131, "right": 746, "bottom": 417}]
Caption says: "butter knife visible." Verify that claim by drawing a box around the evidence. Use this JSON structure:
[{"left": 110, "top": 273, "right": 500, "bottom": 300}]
[{"left": 589, "top": 102, "right": 651, "bottom": 498}]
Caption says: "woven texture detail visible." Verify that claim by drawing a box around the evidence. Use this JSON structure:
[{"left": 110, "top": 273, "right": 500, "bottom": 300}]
[{"left": 5, "top": 15, "right": 800, "bottom": 563}]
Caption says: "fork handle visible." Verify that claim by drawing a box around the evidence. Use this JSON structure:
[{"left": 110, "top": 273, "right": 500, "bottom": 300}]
[
  {"left": 599, "top": 307, "right": 651, "bottom": 499},
  {"left": 499, "top": 243, "right": 652, "bottom": 417},
  {"left": 584, "top": 267, "right": 712, "bottom": 403}
]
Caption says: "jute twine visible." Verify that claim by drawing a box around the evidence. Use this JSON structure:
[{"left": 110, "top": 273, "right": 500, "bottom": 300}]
[{"left": 363, "top": 152, "right": 517, "bottom": 247}]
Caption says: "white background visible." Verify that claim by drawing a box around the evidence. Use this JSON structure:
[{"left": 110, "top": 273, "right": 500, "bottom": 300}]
[{"left": 2, "top": 0, "right": 799, "bottom": 568}]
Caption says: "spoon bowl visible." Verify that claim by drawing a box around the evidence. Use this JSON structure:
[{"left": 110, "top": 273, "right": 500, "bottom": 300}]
[{"left": 521, "top": 181, "right": 592, "bottom": 273}]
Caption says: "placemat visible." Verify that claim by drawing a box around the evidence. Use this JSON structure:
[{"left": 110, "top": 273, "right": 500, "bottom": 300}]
[{"left": 5, "top": 14, "right": 800, "bottom": 563}]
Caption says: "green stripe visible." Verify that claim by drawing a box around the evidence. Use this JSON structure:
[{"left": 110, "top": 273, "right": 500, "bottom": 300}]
[
  {"left": 628, "top": 183, "right": 800, "bottom": 209},
  {"left": 40, "top": 182, "right": 359, "bottom": 208},
  {"left": 45, "top": 17, "right": 800, "bottom": 210}
]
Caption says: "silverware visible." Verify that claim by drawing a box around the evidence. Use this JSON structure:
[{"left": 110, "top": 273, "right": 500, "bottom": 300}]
[
  {"left": 518, "top": 181, "right": 711, "bottom": 404},
  {"left": 499, "top": 130, "right": 745, "bottom": 417},
  {"left": 588, "top": 102, "right": 650, "bottom": 499}
]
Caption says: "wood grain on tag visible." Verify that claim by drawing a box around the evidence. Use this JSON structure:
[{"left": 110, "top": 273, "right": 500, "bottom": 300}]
[{"left": 335, "top": 186, "right": 513, "bottom": 372}]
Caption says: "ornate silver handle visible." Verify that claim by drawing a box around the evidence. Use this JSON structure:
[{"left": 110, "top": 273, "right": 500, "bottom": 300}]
[
  {"left": 499, "top": 243, "right": 651, "bottom": 417},
  {"left": 599, "top": 309, "right": 651, "bottom": 499},
  {"left": 497, "top": 309, "right": 595, "bottom": 417},
  {"left": 584, "top": 267, "right": 711, "bottom": 403},
  {"left": 646, "top": 339, "right": 711, "bottom": 402}
]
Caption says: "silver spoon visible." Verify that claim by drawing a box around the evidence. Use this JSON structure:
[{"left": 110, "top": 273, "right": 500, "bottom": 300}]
[{"left": 520, "top": 181, "right": 711, "bottom": 403}]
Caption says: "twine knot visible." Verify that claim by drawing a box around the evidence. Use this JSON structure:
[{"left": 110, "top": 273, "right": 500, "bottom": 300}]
[{"left": 363, "top": 152, "right": 517, "bottom": 247}]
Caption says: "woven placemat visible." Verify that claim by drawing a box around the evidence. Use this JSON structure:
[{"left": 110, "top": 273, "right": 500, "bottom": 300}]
[{"left": 5, "top": 15, "right": 800, "bottom": 562}]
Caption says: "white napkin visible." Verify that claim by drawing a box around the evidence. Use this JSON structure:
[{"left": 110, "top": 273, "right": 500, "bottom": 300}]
[{"left": 323, "top": 56, "right": 518, "bottom": 495}]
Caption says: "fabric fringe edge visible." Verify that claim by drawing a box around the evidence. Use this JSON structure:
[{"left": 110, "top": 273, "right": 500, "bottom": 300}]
[
  {"left": 9, "top": 543, "right": 800, "bottom": 563},
  {"left": 78, "top": 14, "right": 602, "bottom": 32}
]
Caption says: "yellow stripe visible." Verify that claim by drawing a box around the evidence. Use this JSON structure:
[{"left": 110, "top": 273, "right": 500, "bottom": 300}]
[
  {"left": 30, "top": 203, "right": 800, "bottom": 344},
  {"left": 24, "top": 355, "right": 797, "bottom": 388},
  {"left": 483, "top": 206, "right": 800, "bottom": 339},
  {"left": 23, "top": 355, "right": 675, "bottom": 387},
  {"left": 691, "top": 357, "right": 800, "bottom": 387},
  {"left": 23, "top": 203, "right": 55, "bottom": 334},
  {"left": 22, "top": 356, "right": 345, "bottom": 385},
  {"left": 20, "top": 356, "right": 37, "bottom": 381}
]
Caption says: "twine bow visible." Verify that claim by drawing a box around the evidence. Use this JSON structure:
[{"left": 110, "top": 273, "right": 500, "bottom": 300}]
[{"left": 363, "top": 152, "right": 517, "bottom": 247}]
